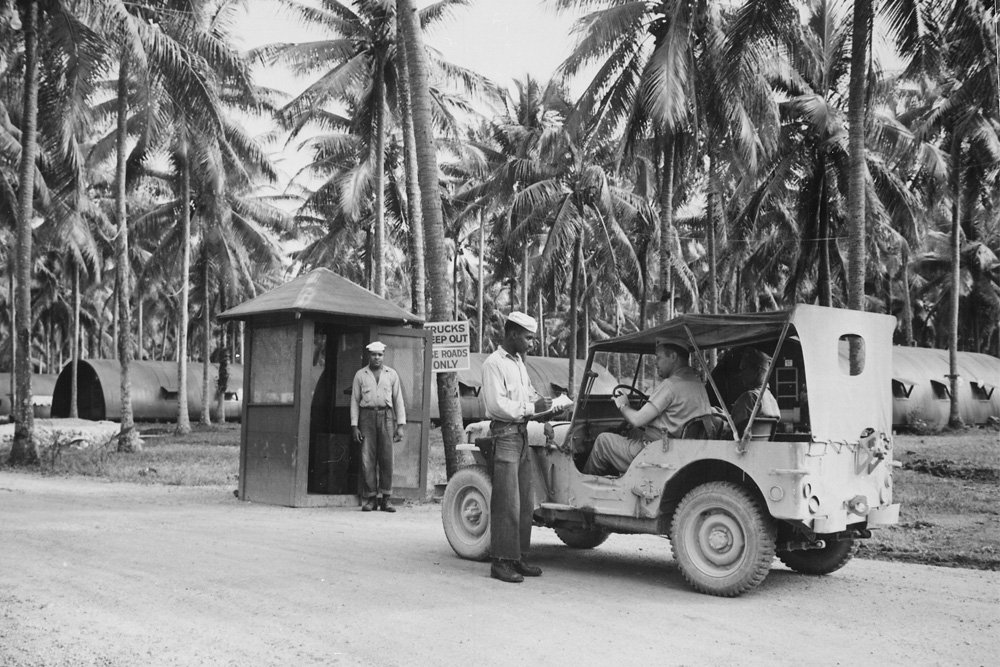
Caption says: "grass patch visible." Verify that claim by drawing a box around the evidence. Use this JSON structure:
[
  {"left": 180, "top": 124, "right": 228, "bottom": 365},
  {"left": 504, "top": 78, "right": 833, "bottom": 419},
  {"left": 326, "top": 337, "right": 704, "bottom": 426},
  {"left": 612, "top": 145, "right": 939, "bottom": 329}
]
[
  {"left": 857, "top": 428, "right": 1000, "bottom": 570},
  {"left": 0, "top": 422, "right": 240, "bottom": 487}
]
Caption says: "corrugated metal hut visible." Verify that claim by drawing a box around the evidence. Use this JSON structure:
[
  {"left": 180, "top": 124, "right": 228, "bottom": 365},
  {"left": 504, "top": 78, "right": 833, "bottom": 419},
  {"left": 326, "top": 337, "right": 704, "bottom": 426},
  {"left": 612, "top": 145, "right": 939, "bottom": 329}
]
[
  {"left": 218, "top": 268, "right": 432, "bottom": 507},
  {"left": 429, "top": 353, "right": 618, "bottom": 423},
  {"left": 0, "top": 373, "right": 59, "bottom": 418},
  {"left": 890, "top": 347, "right": 999, "bottom": 428},
  {"left": 50, "top": 360, "right": 243, "bottom": 422}
]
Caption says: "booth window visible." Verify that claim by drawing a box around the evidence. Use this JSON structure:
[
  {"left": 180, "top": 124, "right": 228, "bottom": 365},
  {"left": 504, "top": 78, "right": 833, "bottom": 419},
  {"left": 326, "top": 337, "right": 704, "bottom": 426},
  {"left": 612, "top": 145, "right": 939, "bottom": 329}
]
[
  {"left": 931, "top": 380, "right": 949, "bottom": 400},
  {"left": 837, "top": 334, "right": 865, "bottom": 376},
  {"left": 971, "top": 382, "right": 994, "bottom": 401},
  {"left": 249, "top": 325, "right": 297, "bottom": 404}
]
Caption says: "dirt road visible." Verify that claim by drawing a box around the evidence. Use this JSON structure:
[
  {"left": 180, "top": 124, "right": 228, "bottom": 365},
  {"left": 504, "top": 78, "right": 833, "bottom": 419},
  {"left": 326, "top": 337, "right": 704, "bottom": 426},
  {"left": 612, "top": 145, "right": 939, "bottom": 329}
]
[{"left": 1, "top": 472, "right": 996, "bottom": 667}]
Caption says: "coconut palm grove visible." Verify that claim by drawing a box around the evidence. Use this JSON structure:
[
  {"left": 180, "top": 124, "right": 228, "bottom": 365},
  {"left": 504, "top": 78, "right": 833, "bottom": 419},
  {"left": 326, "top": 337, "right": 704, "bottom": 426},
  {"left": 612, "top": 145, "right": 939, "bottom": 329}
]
[{"left": 1, "top": 0, "right": 997, "bottom": 465}]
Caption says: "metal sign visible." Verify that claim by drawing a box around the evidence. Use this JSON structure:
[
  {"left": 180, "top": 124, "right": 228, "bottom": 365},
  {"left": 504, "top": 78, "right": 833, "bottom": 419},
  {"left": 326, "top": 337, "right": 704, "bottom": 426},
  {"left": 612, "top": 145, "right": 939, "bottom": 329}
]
[{"left": 427, "top": 321, "right": 470, "bottom": 373}]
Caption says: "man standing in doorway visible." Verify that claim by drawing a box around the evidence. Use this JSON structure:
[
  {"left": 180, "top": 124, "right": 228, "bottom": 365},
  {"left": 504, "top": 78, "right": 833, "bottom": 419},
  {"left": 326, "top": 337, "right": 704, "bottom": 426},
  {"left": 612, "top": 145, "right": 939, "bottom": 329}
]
[
  {"left": 481, "top": 312, "right": 552, "bottom": 583},
  {"left": 351, "top": 341, "right": 406, "bottom": 512}
]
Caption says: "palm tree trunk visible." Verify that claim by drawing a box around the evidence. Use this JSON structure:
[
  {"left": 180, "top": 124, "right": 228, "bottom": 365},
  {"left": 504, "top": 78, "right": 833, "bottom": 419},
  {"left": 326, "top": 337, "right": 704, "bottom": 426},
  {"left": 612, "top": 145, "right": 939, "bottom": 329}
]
[
  {"left": 395, "top": 12, "right": 426, "bottom": 318},
  {"left": 200, "top": 260, "right": 211, "bottom": 426},
  {"left": 846, "top": 0, "right": 870, "bottom": 316},
  {"left": 9, "top": 0, "right": 39, "bottom": 465},
  {"left": 176, "top": 136, "right": 191, "bottom": 434},
  {"left": 900, "top": 243, "right": 914, "bottom": 346},
  {"left": 477, "top": 210, "right": 484, "bottom": 352},
  {"left": 70, "top": 264, "right": 80, "bottom": 419},
  {"left": 397, "top": 0, "right": 464, "bottom": 479},
  {"left": 137, "top": 297, "right": 143, "bottom": 361},
  {"left": 521, "top": 244, "right": 529, "bottom": 315},
  {"left": 115, "top": 52, "right": 140, "bottom": 453},
  {"left": 9, "top": 270, "right": 15, "bottom": 423},
  {"left": 373, "top": 56, "right": 386, "bottom": 298},
  {"left": 948, "top": 140, "right": 964, "bottom": 429},
  {"left": 568, "top": 234, "right": 582, "bottom": 398},
  {"left": 453, "top": 245, "right": 459, "bottom": 319},
  {"left": 706, "top": 153, "right": 721, "bottom": 368},
  {"left": 706, "top": 154, "right": 721, "bottom": 316},
  {"left": 659, "top": 138, "right": 675, "bottom": 323},
  {"left": 537, "top": 290, "right": 545, "bottom": 358},
  {"left": 818, "top": 162, "right": 832, "bottom": 306},
  {"left": 215, "top": 291, "right": 228, "bottom": 424}
]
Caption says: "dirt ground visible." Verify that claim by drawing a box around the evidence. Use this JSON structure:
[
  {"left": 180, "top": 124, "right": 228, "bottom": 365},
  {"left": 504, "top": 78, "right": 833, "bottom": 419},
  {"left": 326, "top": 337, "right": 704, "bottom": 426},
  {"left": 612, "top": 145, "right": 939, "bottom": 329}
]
[{"left": 1, "top": 471, "right": 998, "bottom": 667}]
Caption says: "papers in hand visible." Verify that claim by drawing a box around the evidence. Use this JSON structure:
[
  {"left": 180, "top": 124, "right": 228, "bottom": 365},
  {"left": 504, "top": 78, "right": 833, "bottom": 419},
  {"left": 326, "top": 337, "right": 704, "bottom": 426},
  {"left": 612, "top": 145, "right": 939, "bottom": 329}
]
[
  {"left": 531, "top": 394, "right": 574, "bottom": 421},
  {"left": 551, "top": 394, "right": 574, "bottom": 411}
]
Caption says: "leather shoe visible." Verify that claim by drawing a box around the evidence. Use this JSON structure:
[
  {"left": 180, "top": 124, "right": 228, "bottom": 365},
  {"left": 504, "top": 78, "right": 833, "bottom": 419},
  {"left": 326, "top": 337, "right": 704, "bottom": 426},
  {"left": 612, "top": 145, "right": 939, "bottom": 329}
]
[
  {"left": 379, "top": 497, "right": 396, "bottom": 513},
  {"left": 361, "top": 498, "right": 376, "bottom": 512},
  {"left": 514, "top": 559, "right": 542, "bottom": 577},
  {"left": 490, "top": 559, "right": 523, "bottom": 583}
]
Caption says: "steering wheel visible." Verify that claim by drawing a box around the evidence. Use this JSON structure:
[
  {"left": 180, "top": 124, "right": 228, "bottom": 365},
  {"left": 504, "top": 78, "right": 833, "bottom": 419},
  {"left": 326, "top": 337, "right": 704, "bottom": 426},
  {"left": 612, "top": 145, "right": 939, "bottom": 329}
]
[
  {"left": 611, "top": 384, "right": 649, "bottom": 436},
  {"left": 612, "top": 384, "right": 649, "bottom": 404}
]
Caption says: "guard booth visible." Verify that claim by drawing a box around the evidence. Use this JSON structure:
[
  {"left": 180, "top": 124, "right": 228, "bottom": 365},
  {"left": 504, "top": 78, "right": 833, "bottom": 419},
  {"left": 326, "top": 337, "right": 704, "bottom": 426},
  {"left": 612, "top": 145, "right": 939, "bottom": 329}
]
[{"left": 218, "top": 268, "right": 431, "bottom": 507}]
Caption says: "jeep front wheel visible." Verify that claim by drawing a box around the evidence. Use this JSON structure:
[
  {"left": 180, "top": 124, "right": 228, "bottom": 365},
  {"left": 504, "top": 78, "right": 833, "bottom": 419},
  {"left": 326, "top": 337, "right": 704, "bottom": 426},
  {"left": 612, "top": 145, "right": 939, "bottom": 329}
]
[
  {"left": 778, "top": 538, "right": 856, "bottom": 575},
  {"left": 670, "top": 481, "right": 776, "bottom": 597},
  {"left": 554, "top": 527, "right": 609, "bottom": 549},
  {"left": 441, "top": 466, "right": 492, "bottom": 561}
]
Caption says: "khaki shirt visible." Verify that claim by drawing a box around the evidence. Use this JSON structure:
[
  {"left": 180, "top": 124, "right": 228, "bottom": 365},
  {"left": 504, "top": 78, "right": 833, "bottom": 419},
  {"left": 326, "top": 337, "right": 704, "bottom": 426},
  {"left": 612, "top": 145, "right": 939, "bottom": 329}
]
[
  {"left": 481, "top": 347, "right": 541, "bottom": 422},
  {"left": 731, "top": 387, "right": 780, "bottom": 425},
  {"left": 350, "top": 365, "right": 406, "bottom": 426},
  {"left": 645, "top": 366, "right": 712, "bottom": 438}
]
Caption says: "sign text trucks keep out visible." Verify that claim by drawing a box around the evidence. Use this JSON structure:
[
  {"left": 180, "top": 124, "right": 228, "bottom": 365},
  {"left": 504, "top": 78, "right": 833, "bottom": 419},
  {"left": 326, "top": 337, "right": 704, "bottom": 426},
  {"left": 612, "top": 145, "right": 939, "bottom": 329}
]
[{"left": 427, "top": 321, "right": 470, "bottom": 372}]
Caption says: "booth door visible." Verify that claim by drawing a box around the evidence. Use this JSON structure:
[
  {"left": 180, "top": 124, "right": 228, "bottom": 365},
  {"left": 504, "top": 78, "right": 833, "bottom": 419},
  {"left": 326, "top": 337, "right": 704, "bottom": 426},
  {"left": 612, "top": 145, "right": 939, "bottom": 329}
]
[{"left": 373, "top": 326, "right": 432, "bottom": 500}]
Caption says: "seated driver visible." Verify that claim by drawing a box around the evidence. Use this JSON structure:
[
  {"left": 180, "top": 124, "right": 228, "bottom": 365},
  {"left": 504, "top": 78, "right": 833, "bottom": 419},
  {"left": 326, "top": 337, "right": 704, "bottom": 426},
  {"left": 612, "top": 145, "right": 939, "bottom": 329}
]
[
  {"left": 731, "top": 349, "right": 780, "bottom": 429},
  {"left": 582, "top": 336, "right": 711, "bottom": 476}
]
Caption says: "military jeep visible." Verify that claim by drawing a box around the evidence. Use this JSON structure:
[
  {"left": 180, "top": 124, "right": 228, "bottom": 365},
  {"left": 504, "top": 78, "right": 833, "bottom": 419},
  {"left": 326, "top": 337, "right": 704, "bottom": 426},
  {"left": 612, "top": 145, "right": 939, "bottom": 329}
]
[{"left": 441, "top": 305, "right": 900, "bottom": 596}]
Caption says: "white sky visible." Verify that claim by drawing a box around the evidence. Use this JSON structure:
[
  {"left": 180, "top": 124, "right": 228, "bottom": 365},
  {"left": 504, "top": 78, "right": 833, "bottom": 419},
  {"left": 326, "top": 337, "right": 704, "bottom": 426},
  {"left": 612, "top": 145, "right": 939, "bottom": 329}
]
[{"left": 236, "top": 0, "right": 589, "bottom": 96}]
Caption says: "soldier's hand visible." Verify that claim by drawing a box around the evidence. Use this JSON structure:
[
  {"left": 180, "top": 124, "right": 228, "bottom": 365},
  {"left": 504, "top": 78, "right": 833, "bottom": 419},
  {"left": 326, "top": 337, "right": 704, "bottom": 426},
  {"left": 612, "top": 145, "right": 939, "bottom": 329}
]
[
  {"left": 352, "top": 426, "right": 363, "bottom": 443},
  {"left": 394, "top": 425, "right": 404, "bottom": 442},
  {"left": 534, "top": 397, "right": 552, "bottom": 415}
]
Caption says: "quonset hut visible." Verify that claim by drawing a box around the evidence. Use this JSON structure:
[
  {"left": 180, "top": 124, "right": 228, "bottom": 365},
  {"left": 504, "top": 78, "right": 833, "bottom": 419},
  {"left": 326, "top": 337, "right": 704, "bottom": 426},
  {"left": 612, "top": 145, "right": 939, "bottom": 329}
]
[
  {"left": 50, "top": 360, "right": 243, "bottom": 422},
  {"left": 0, "top": 373, "right": 59, "bottom": 418},
  {"left": 890, "top": 347, "right": 999, "bottom": 429}
]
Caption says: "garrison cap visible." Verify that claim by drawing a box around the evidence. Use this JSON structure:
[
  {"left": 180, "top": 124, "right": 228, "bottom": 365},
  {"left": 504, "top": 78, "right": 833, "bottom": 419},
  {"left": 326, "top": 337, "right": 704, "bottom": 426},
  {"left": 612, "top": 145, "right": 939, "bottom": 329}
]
[
  {"left": 655, "top": 335, "right": 692, "bottom": 353},
  {"left": 507, "top": 311, "right": 537, "bottom": 334}
]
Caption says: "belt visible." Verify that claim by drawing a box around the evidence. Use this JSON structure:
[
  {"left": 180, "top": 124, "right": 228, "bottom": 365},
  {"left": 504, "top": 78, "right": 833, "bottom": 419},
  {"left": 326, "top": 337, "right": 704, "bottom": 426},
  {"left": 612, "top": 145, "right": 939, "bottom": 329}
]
[
  {"left": 490, "top": 419, "right": 528, "bottom": 432},
  {"left": 361, "top": 406, "right": 390, "bottom": 411}
]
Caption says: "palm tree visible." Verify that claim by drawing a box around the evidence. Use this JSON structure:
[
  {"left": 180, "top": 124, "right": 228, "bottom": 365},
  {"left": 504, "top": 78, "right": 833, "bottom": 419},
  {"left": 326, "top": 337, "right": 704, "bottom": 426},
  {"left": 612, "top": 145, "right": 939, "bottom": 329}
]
[
  {"left": 905, "top": 0, "right": 999, "bottom": 425},
  {"left": 261, "top": 0, "right": 498, "bottom": 299},
  {"left": 395, "top": 0, "right": 465, "bottom": 478},
  {"left": 554, "top": 0, "right": 779, "bottom": 323},
  {"left": 9, "top": 0, "right": 40, "bottom": 465}
]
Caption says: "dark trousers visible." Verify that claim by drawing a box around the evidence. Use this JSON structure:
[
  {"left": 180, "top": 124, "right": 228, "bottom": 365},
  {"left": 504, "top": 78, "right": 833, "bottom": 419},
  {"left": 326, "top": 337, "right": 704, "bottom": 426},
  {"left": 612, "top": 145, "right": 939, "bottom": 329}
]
[
  {"left": 489, "top": 421, "right": 533, "bottom": 561},
  {"left": 359, "top": 408, "right": 394, "bottom": 498}
]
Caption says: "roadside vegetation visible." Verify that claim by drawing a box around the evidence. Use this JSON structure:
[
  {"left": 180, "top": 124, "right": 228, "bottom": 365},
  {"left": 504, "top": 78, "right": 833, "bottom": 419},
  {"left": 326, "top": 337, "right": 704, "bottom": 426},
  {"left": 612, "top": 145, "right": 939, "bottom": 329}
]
[{"left": 4, "top": 423, "right": 996, "bottom": 571}]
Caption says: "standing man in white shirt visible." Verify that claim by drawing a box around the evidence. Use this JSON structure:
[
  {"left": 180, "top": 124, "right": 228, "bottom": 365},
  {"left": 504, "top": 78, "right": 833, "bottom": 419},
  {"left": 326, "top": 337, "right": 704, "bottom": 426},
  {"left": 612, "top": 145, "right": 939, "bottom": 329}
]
[
  {"left": 481, "top": 312, "right": 552, "bottom": 583},
  {"left": 351, "top": 341, "right": 406, "bottom": 512}
]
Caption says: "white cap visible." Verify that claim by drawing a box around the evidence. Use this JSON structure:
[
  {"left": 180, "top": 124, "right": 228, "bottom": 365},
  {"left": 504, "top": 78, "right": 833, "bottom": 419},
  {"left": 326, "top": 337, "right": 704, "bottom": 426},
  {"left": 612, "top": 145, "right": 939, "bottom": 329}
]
[
  {"left": 507, "top": 311, "right": 537, "bottom": 334},
  {"left": 366, "top": 341, "right": 386, "bottom": 353}
]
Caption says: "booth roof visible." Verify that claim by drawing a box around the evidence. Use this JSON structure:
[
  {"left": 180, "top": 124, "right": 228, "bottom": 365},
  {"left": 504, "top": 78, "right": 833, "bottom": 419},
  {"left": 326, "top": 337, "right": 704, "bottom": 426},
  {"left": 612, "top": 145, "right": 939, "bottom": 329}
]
[{"left": 218, "top": 268, "right": 423, "bottom": 324}]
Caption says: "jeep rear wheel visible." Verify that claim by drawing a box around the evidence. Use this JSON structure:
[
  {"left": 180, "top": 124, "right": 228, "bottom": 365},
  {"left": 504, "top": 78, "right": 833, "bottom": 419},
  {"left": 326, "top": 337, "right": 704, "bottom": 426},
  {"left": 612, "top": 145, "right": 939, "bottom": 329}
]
[
  {"left": 671, "top": 481, "right": 776, "bottom": 597},
  {"left": 554, "top": 527, "right": 609, "bottom": 549},
  {"left": 778, "top": 538, "right": 856, "bottom": 575},
  {"left": 441, "top": 466, "right": 492, "bottom": 561}
]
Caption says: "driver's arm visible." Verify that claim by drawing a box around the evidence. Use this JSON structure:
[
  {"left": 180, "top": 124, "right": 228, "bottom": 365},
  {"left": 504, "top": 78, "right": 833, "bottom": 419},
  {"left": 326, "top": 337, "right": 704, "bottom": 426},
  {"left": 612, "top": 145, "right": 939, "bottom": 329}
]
[{"left": 617, "top": 399, "right": 661, "bottom": 429}]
